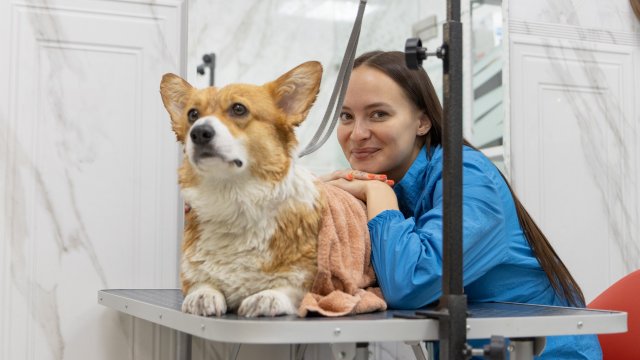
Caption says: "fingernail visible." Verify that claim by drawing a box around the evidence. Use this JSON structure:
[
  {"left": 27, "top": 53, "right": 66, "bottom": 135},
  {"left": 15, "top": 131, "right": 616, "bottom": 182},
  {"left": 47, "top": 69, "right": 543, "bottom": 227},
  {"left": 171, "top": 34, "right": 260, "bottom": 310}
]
[
  {"left": 377, "top": 174, "right": 387, "bottom": 180},
  {"left": 346, "top": 173, "right": 354, "bottom": 180},
  {"left": 367, "top": 173, "right": 375, "bottom": 179},
  {"left": 386, "top": 180, "right": 395, "bottom": 186}
]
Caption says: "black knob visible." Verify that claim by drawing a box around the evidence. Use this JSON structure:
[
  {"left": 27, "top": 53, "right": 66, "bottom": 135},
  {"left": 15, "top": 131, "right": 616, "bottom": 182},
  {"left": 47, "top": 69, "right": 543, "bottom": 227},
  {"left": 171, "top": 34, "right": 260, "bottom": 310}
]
[
  {"left": 202, "top": 53, "right": 215, "bottom": 64},
  {"left": 405, "top": 37, "right": 427, "bottom": 69},
  {"left": 483, "top": 335, "right": 506, "bottom": 360}
]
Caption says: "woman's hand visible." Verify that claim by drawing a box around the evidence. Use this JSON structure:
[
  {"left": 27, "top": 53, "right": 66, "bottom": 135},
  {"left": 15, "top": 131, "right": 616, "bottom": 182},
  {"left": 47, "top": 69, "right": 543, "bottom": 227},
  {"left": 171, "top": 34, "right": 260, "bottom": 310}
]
[
  {"left": 320, "top": 169, "right": 393, "bottom": 202},
  {"left": 327, "top": 178, "right": 370, "bottom": 202},
  {"left": 320, "top": 169, "right": 399, "bottom": 220}
]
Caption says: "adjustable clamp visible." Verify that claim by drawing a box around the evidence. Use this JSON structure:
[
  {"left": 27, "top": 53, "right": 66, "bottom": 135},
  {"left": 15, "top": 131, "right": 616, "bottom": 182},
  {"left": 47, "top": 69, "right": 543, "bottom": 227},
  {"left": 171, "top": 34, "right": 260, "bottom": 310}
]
[
  {"left": 405, "top": 37, "right": 446, "bottom": 69},
  {"left": 464, "top": 335, "right": 507, "bottom": 360},
  {"left": 395, "top": 309, "right": 507, "bottom": 360}
]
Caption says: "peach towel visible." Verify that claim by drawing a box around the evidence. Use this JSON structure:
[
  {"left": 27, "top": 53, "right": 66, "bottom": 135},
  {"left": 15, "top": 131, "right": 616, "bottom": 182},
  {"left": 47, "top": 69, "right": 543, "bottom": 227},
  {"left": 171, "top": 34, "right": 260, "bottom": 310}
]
[{"left": 298, "top": 182, "right": 387, "bottom": 317}]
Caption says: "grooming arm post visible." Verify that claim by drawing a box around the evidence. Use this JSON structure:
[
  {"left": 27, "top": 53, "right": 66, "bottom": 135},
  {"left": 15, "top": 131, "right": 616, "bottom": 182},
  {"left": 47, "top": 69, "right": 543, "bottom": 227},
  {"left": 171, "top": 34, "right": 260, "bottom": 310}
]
[{"left": 439, "top": 0, "right": 467, "bottom": 358}]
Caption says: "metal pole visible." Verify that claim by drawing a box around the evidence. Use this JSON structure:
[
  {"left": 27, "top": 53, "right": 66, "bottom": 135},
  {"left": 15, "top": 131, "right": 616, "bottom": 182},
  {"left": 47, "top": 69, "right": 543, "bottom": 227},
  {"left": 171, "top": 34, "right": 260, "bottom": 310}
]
[{"left": 438, "top": 0, "right": 467, "bottom": 358}]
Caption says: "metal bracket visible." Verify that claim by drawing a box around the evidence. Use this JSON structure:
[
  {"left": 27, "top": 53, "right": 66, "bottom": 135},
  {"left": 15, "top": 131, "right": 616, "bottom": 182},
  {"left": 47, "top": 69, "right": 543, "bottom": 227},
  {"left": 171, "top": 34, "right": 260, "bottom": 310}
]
[{"left": 196, "top": 53, "right": 216, "bottom": 86}]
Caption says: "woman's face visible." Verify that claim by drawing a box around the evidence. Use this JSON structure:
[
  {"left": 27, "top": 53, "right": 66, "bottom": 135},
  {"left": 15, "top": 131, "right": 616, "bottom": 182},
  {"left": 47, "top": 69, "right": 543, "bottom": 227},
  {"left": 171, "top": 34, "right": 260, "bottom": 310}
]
[{"left": 337, "top": 66, "right": 431, "bottom": 182}]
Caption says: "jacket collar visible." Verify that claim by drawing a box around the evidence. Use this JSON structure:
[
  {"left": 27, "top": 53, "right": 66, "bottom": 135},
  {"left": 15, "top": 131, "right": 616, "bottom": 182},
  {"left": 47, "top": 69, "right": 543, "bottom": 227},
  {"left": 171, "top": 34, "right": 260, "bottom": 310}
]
[{"left": 394, "top": 145, "right": 438, "bottom": 216}]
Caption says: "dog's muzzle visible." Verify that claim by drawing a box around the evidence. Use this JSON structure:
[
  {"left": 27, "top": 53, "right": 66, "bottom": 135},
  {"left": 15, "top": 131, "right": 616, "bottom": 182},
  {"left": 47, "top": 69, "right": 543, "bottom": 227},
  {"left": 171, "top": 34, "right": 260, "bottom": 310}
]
[{"left": 189, "top": 123, "right": 243, "bottom": 168}]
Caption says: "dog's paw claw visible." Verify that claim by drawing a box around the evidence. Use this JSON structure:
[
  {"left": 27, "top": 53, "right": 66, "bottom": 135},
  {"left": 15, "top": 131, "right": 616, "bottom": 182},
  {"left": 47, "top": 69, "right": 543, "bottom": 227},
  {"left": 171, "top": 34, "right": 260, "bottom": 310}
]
[
  {"left": 182, "top": 287, "right": 227, "bottom": 316},
  {"left": 238, "top": 289, "right": 296, "bottom": 317}
]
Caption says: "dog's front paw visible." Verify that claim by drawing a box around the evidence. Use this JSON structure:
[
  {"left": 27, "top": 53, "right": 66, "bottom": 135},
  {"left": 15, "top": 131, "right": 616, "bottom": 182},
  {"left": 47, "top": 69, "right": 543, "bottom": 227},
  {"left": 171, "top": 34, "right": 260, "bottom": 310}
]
[
  {"left": 182, "top": 286, "right": 227, "bottom": 316},
  {"left": 238, "top": 289, "right": 297, "bottom": 317}
]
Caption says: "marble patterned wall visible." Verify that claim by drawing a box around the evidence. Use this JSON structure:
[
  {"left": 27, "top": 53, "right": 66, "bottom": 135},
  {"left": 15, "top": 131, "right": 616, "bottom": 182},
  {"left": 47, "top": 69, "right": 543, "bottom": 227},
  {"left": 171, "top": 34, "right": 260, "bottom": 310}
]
[
  {"left": 507, "top": 0, "right": 640, "bottom": 301},
  {"left": 0, "top": 1, "right": 186, "bottom": 359},
  {"left": 3, "top": 0, "right": 635, "bottom": 359}
]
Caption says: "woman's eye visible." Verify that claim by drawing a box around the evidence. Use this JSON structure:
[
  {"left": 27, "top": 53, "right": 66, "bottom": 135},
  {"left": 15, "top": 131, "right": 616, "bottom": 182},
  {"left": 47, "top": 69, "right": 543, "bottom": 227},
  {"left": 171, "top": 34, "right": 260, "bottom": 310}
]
[
  {"left": 231, "top": 103, "right": 247, "bottom": 116},
  {"left": 187, "top": 109, "right": 199, "bottom": 123},
  {"left": 371, "top": 111, "right": 388, "bottom": 120},
  {"left": 339, "top": 112, "right": 353, "bottom": 122}
]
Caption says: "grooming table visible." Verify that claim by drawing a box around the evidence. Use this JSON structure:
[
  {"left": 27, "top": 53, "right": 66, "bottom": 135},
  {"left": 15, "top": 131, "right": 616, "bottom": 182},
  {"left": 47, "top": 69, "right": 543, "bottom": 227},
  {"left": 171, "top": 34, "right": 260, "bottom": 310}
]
[{"left": 98, "top": 289, "right": 626, "bottom": 360}]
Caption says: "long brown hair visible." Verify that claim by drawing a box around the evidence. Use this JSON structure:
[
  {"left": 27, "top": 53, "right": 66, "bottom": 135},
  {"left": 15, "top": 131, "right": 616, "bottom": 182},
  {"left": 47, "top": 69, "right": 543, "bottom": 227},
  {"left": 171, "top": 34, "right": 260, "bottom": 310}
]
[{"left": 354, "top": 51, "right": 585, "bottom": 307}]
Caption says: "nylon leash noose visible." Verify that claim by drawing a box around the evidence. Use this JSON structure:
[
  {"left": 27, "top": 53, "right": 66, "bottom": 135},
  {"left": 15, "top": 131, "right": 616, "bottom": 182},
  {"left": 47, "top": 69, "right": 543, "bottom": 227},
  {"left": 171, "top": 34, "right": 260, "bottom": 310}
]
[{"left": 298, "top": 0, "right": 367, "bottom": 158}]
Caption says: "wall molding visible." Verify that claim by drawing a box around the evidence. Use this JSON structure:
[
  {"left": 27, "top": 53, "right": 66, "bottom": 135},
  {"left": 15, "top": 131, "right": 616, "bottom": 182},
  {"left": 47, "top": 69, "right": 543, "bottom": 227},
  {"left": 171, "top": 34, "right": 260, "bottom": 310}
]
[
  {"left": 509, "top": 19, "right": 640, "bottom": 46},
  {"left": 14, "top": 2, "right": 167, "bottom": 21}
]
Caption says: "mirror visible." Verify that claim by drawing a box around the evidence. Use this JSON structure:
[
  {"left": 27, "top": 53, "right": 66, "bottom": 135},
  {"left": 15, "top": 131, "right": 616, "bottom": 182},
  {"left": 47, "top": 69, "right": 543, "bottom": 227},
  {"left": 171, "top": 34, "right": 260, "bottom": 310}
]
[{"left": 468, "top": 0, "right": 505, "bottom": 170}]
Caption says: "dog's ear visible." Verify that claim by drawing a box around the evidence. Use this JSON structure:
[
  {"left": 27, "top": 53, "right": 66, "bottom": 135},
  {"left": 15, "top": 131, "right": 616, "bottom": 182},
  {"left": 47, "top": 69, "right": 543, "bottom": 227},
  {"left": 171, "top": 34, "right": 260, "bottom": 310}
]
[
  {"left": 160, "top": 73, "right": 193, "bottom": 124},
  {"left": 267, "top": 61, "right": 323, "bottom": 126}
]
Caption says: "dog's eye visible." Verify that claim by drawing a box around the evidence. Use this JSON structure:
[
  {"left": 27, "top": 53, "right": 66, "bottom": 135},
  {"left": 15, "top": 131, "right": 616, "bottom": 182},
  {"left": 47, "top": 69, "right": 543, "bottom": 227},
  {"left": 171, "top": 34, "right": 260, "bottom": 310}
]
[
  {"left": 187, "top": 109, "right": 199, "bottom": 123},
  {"left": 230, "top": 103, "right": 247, "bottom": 117}
]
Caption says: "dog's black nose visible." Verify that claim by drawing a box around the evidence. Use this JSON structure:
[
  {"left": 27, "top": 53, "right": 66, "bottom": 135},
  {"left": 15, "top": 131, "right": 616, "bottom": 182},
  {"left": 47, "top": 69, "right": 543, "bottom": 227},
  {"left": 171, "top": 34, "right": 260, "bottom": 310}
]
[{"left": 190, "top": 124, "right": 215, "bottom": 145}]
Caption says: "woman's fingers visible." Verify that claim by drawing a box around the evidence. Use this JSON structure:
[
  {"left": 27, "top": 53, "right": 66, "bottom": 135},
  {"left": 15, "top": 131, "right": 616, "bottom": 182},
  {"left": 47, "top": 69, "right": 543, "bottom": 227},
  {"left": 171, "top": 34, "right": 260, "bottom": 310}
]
[
  {"left": 347, "top": 170, "right": 394, "bottom": 186},
  {"left": 345, "top": 170, "right": 386, "bottom": 181},
  {"left": 320, "top": 169, "right": 394, "bottom": 186}
]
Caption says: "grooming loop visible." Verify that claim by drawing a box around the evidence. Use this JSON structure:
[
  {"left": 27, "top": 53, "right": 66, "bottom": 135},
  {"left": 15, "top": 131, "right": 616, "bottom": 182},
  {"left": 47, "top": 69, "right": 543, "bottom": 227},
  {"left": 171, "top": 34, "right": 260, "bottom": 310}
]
[{"left": 299, "top": 0, "right": 367, "bottom": 157}]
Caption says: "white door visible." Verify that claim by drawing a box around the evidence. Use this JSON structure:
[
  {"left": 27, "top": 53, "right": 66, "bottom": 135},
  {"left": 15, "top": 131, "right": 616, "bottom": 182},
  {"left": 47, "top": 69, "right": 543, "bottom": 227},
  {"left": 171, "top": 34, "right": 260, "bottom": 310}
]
[
  {"left": 509, "top": 31, "right": 640, "bottom": 302},
  {"left": 0, "top": 1, "right": 186, "bottom": 359}
]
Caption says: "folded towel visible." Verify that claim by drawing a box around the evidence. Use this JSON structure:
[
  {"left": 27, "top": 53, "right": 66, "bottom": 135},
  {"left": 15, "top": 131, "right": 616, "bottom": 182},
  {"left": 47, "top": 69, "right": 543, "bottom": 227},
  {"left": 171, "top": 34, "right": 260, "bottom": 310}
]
[{"left": 298, "top": 182, "right": 387, "bottom": 317}]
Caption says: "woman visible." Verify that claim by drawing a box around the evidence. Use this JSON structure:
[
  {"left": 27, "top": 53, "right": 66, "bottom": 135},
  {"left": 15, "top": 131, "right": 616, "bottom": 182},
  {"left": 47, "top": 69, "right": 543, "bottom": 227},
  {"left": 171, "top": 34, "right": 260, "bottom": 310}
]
[{"left": 324, "top": 51, "right": 601, "bottom": 359}]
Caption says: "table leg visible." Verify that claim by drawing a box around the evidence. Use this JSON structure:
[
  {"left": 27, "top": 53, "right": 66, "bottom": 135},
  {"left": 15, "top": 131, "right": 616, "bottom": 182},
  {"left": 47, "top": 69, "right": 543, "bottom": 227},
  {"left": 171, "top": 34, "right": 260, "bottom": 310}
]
[
  {"left": 176, "top": 332, "right": 192, "bottom": 360},
  {"left": 294, "top": 344, "right": 308, "bottom": 360},
  {"left": 425, "top": 342, "right": 435, "bottom": 360},
  {"left": 405, "top": 341, "right": 432, "bottom": 360},
  {"left": 230, "top": 344, "right": 241, "bottom": 360},
  {"left": 355, "top": 342, "right": 369, "bottom": 360},
  {"left": 509, "top": 337, "right": 546, "bottom": 360}
]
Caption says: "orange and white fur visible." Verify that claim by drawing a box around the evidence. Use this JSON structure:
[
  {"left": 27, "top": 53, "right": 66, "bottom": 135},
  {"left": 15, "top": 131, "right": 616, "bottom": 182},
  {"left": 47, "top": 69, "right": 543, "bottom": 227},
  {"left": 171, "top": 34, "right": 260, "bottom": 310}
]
[{"left": 160, "top": 62, "right": 327, "bottom": 317}]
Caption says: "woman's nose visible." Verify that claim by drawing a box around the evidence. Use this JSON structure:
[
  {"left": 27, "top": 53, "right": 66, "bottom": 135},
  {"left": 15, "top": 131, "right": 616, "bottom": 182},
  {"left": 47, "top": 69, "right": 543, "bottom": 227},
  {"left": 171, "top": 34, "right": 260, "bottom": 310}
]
[{"left": 350, "top": 119, "right": 370, "bottom": 141}]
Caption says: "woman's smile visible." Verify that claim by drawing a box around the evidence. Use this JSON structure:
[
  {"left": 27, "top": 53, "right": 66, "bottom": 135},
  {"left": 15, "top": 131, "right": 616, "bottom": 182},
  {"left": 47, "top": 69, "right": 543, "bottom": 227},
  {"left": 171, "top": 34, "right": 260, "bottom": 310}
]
[{"left": 351, "top": 147, "right": 381, "bottom": 160}]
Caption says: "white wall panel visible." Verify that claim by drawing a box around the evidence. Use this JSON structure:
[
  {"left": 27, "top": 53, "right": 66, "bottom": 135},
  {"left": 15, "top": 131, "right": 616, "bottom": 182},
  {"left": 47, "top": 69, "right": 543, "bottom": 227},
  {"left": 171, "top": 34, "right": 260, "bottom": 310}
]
[
  {"left": 509, "top": 27, "right": 639, "bottom": 302},
  {"left": 0, "top": 1, "right": 186, "bottom": 359}
]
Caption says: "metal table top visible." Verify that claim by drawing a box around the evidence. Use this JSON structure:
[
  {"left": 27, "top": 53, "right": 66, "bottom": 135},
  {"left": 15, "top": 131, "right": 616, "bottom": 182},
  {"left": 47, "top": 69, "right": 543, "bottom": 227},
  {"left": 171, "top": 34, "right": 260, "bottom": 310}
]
[{"left": 98, "top": 289, "right": 626, "bottom": 344}]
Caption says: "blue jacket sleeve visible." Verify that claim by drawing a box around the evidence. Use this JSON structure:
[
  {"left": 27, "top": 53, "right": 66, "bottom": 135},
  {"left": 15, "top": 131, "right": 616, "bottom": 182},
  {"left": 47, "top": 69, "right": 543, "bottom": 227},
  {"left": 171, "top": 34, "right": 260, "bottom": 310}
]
[{"left": 367, "top": 158, "right": 509, "bottom": 309}]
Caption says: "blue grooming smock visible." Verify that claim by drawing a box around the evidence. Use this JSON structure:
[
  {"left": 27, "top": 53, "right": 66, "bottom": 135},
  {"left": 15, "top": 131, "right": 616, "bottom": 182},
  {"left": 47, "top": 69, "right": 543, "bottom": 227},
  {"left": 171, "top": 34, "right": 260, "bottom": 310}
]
[{"left": 367, "top": 145, "right": 602, "bottom": 359}]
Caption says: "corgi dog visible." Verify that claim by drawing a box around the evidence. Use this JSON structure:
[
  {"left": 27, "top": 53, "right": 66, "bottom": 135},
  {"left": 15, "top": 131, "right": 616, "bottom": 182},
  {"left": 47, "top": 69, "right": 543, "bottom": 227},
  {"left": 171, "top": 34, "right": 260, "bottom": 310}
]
[{"left": 160, "top": 62, "right": 331, "bottom": 317}]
